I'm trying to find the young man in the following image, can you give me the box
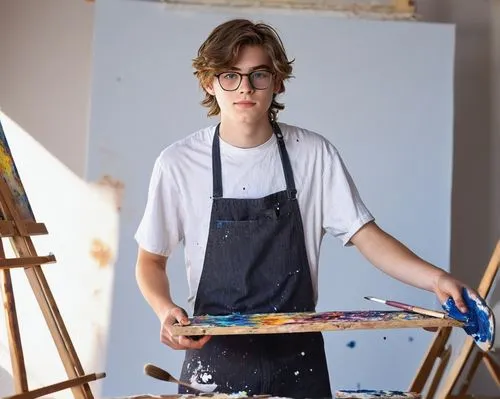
[135,19,469,398]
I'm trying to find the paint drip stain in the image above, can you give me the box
[89,238,113,268]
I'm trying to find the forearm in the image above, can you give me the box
[135,255,175,321]
[351,222,447,292]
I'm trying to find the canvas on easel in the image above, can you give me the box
[409,240,500,398]
[0,118,105,399]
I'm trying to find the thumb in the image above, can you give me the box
[435,290,450,307]
[171,307,190,325]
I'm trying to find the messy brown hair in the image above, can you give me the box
[193,19,294,121]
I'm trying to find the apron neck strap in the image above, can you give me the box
[272,122,297,200]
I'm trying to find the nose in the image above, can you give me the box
[239,75,254,93]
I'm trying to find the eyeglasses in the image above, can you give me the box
[215,70,274,91]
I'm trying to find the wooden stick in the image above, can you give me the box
[0,221,48,237]
[426,345,451,399]
[364,296,446,319]
[0,240,28,393]
[0,179,93,399]
[12,235,93,399]
[482,353,500,386]
[0,254,56,269]
[458,350,483,395]
[438,239,500,397]
[438,337,475,397]
[393,0,414,13]
[171,311,462,336]
[2,372,106,399]
[477,240,500,298]
[408,327,452,392]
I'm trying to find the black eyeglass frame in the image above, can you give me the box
[214,70,275,91]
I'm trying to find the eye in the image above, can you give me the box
[252,70,271,79]
[221,72,239,80]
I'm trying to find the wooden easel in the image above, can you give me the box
[409,240,500,398]
[0,124,105,398]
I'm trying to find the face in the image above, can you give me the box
[205,45,281,125]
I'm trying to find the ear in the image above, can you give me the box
[274,79,284,94]
[204,81,216,96]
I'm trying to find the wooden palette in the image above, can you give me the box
[170,310,463,336]
[114,395,271,399]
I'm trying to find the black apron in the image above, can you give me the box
[179,123,331,398]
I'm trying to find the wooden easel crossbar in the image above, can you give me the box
[409,240,500,398]
[0,121,105,399]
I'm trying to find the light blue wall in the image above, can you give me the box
[88,1,455,396]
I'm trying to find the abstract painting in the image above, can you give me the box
[0,119,34,221]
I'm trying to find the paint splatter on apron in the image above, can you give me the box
[180,123,331,398]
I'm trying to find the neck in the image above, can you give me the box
[219,117,274,148]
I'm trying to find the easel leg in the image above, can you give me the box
[426,346,451,399]
[482,353,500,387]
[409,327,452,392]
[457,350,483,395]
[1,238,28,393]
[11,235,93,399]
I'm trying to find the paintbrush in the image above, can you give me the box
[364,296,446,319]
[144,363,210,393]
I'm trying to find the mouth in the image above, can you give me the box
[234,101,255,108]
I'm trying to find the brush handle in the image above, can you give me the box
[386,300,445,319]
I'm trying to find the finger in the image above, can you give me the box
[451,291,468,313]
[171,308,190,325]
[178,335,211,349]
[160,329,182,348]
[160,334,183,350]
[188,335,211,349]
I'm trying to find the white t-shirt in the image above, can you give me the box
[135,122,374,310]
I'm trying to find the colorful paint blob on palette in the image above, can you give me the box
[190,310,433,327]
[0,121,34,221]
[336,390,420,398]
[442,287,495,351]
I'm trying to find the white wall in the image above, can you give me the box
[0,0,94,178]
[88,1,455,396]
[0,0,498,396]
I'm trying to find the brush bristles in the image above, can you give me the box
[144,363,172,382]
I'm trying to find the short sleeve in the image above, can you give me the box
[134,156,184,256]
[322,144,374,246]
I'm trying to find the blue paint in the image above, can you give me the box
[442,287,494,349]
[346,340,356,348]
[408,336,414,342]
[216,220,231,229]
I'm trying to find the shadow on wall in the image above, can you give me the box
[0,111,119,399]
[0,366,13,396]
